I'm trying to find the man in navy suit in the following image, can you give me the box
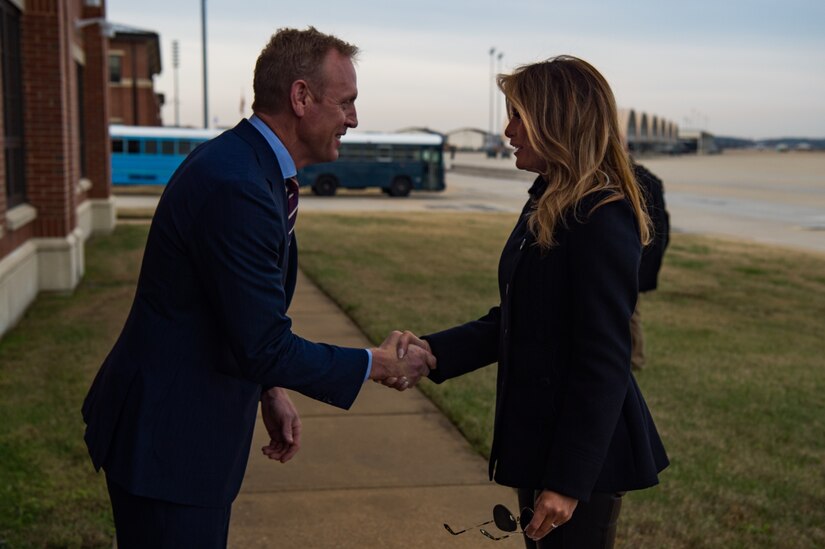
[82,27,434,548]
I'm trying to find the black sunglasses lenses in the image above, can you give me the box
[446,504,534,539]
[492,504,518,532]
[492,504,533,532]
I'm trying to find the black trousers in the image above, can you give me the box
[517,489,623,549]
[106,475,232,549]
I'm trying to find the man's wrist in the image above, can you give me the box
[364,349,373,382]
[367,347,389,380]
[261,386,284,401]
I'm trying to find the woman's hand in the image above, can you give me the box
[524,490,578,541]
[396,330,432,359]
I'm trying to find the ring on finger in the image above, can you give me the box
[550,523,558,529]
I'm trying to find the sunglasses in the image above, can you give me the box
[444,504,534,541]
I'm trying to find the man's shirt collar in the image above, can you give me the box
[248,114,297,180]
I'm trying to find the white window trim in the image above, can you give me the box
[77,177,93,194]
[6,203,38,232]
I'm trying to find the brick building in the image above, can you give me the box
[0,0,116,339]
[107,22,162,126]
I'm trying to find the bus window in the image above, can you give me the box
[161,141,175,155]
[377,145,392,162]
[112,139,124,153]
[127,140,140,154]
[179,140,193,155]
[341,145,365,160]
[338,146,354,160]
[396,147,418,161]
[144,140,158,154]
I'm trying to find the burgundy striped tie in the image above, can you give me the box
[286,176,299,237]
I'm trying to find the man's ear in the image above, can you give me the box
[290,80,311,117]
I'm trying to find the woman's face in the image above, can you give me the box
[504,108,547,174]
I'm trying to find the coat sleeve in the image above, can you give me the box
[635,163,669,291]
[188,177,368,409]
[542,201,640,500]
[424,306,501,383]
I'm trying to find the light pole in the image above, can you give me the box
[488,47,496,152]
[496,51,504,135]
[172,40,180,127]
[201,0,208,128]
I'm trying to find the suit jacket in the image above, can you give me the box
[82,119,368,507]
[634,162,669,292]
[426,178,668,501]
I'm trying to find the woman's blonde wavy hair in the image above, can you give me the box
[498,55,650,249]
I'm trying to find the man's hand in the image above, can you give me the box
[377,330,434,390]
[260,387,302,463]
[524,490,578,541]
[369,331,436,390]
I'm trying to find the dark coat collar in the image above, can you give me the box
[230,118,284,185]
[528,175,548,199]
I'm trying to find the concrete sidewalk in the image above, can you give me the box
[228,270,520,548]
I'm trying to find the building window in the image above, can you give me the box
[109,54,122,83]
[1,0,25,208]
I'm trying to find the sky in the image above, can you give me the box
[105,0,825,139]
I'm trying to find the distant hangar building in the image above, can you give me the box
[445,128,488,151]
[445,111,681,154]
[618,109,680,153]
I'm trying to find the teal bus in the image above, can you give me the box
[110,126,445,197]
[109,124,220,185]
[110,125,219,185]
[298,132,445,197]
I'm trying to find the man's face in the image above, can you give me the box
[299,49,358,165]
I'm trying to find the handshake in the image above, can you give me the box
[369,331,435,391]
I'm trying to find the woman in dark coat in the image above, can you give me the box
[394,56,668,548]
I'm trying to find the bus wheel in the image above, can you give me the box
[388,176,412,197]
[312,175,338,196]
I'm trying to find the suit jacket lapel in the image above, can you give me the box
[229,119,298,301]
[231,118,284,191]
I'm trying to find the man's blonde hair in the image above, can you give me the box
[252,26,359,114]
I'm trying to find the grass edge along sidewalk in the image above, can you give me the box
[2,216,824,548]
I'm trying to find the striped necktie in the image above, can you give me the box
[286,176,299,237]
